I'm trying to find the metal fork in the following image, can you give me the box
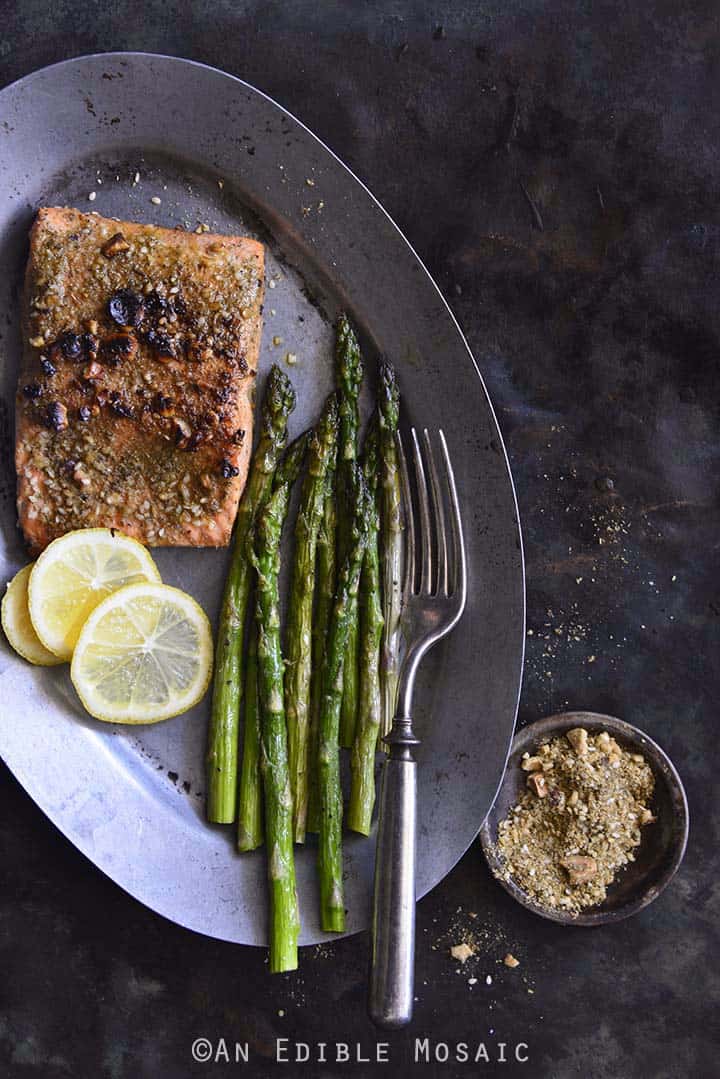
[369,428,467,1029]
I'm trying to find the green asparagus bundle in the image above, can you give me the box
[318,464,373,932]
[237,618,263,850]
[305,466,337,834]
[348,418,384,834]
[335,315,364,748]
[207,366,296,824]
[286,394,339,844]
[378,360,403,739]
[253,432,308,973]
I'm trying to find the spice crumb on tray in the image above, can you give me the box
[494,728,656,913]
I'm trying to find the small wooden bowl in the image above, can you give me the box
[480,711,689,925]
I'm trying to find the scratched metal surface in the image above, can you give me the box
[1,5,718,1078]
[0,55,524,947]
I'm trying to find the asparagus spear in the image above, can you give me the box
[236,619,262,851]
[253,433,308,973]
[306,465,337,834]
[348,418,384,834]
[286,394,339,843]
[378,360,403,739]
[318,464,372,932]
[336,315,364,748]
[207,366,296,824]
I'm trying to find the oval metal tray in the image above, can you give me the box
[0,53,525,945]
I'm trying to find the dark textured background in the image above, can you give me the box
[1,3,718,1077]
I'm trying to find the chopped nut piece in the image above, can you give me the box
[172,417,193,447]
[527,772,548,798]
[597,731,611,751]
[450,943,474,963]
[521,755,544,772]
[503,954,520,969]
[29,336,46,349]
[82,361,104,381]
[101,232,131,258]
[568,790,579,806]
[72,465,91,488]
[639,808,656,825]
[84,319,99,335]
[561,855,598,885]
[566,727,589,755]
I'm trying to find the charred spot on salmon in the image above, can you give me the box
[50,331,97,366]
[145,329,177,360]
[40,355,57,377]
[46,401,68,430]
[23,382,43,400]
[78,405,92,422]
[56,331,83,360]
[108,288,145,328]
[101,232,130,258]
[186,430,205,451]
[108,391,134,419]
[151,392,174,415]
[81,332,99,357]
[101,332,138,365]
[220,459,240,478]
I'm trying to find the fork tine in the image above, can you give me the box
[438,430,467,600]
[422,429,448,594]
[411,428,433,594]
[396,432,415,596]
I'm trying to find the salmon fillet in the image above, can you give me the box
[16,207,264,553]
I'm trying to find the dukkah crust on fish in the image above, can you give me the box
[16,207,264,553]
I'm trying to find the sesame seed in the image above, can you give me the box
[151,196,162,205]
[272,336,283,346]
[88,192,97,202]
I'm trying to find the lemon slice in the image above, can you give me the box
[28,528,161,660]
[2,563,64,666]
[70,581,213,724]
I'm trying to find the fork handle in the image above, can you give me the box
[369,719,419,1029]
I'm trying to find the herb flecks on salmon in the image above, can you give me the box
[16,207,265,552]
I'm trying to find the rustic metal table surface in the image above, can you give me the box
[1,3,717,1078]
